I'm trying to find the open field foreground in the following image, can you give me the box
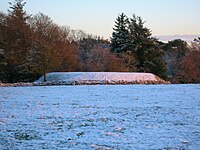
[0,84,200,149]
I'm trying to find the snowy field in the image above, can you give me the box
[0,84,200,149]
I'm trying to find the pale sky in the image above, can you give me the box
[0,0,200,39]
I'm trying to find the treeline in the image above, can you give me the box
[161,38,200,83]
[0,0,199,83]
[110,13,200,83]
[0,0,126,83]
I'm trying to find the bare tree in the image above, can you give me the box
[87,46,127,72]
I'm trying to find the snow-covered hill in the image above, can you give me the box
[34,72,169,85]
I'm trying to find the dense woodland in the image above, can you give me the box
[0,0,200,83]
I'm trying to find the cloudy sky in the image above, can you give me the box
[0,0,200,40]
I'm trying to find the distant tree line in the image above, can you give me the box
[0,0,199,83]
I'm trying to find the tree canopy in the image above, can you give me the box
[110,13,167,78]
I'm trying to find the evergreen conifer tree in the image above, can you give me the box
[111,13,167,78]
[2,0,33,82]
[128,14,166,78]
[110,13,129,53]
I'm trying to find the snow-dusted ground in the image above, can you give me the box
[34,72,169,85]
[0,84,200,149]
